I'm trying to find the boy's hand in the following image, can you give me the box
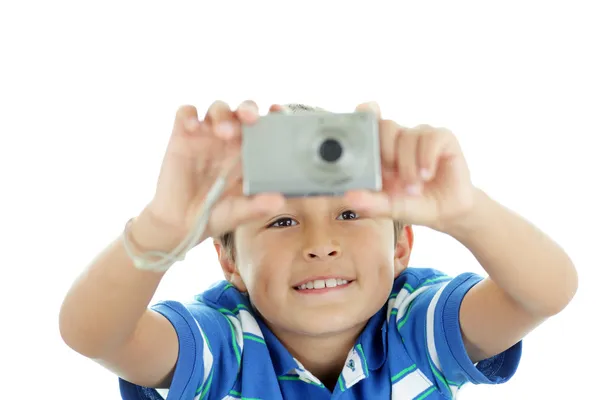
[345,102,477,232]
[144,101,285,243]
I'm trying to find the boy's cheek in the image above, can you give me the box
[238,253,294,294]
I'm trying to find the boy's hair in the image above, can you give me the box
[218,103,404,260]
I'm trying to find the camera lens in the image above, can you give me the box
[319,138,343,163]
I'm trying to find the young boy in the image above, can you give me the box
[59,101,578,399]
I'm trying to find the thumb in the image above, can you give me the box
[344,190,434,225]
[355,101,381,117]
[208,193,286,237]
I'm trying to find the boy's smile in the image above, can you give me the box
[293,277,353,291]
[293,277,355,304]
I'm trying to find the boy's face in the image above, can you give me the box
[216,196,411,337]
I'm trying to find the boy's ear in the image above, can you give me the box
[213,239,248,292]
[394,225,414,277]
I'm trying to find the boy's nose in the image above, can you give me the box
[303,243,342,261]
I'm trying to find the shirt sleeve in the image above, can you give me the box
[119,300,238,400]
[396,272,522,394]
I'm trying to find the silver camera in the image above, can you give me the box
[241,111,382,197]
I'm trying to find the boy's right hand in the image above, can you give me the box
[60,102,288,391]
[143,100,285,243]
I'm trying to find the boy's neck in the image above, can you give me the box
[271,321,367,391]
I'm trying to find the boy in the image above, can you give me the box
[59,101,578,399]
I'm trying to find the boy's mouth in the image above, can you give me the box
[294,278,354,291]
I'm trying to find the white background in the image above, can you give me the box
[1,1,598,398]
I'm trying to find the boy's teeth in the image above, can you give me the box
[297,278,349,290]
[325,278,337,288]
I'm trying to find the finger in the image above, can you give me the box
[415,125,438,181]
[167,106,215,163]
[235,100,260,124]
[216,160,245,198]
[220,173,244,197]
[206,100,239,140]
[202,134,242,190]
[269,104,285,113]
[174,105,202,134]
[396,128,421,194]
[355,101,381,118]
[344,189,434,223]
[382,167,404,195]
[209,193,286,236]
[344,190,393,218]
[416,126,454,181]
[380,119,400,170]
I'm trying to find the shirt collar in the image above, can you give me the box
[356,305,388,371]
[255,316,300,376]
[257,305,388,377]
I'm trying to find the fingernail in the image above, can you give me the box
[269,104,284,113]
[405,184,422,196]
[366,101,380,114]
[216,121,235,138]
[239,102,257,115]
[420,168,433,181]
[185,118,200,131]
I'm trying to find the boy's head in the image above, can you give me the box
[214,104,414,338]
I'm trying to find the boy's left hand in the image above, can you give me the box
[345,101,477,232]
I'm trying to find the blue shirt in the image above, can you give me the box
[119,268,522,399]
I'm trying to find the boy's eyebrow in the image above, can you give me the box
[259,197,356,220]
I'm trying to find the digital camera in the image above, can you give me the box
[241,111,382,197]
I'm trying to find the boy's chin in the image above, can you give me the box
[283,310,370,337]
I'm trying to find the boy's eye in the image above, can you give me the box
[268,217,298,228]
[337,210,359,220]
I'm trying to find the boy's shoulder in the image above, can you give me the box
[190,281,252,318]
[150,280,247,332]
[121,282,263,399]
[393,266,459,292]
[397,266,451,281]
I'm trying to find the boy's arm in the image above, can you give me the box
[446,189,578,362]
[59,208,185,388]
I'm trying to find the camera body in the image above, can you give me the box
[241,111,382,197]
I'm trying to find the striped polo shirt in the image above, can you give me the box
[119,267,522,399]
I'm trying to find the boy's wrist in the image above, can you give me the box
[438,188,494,239]
[128,207,189,254]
